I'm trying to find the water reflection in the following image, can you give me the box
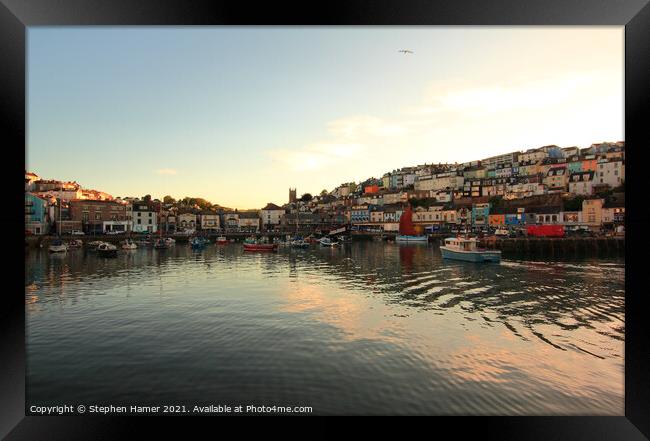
[25,242,624,415]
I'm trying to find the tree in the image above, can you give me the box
[143,194,152,203]
[563,196,584,212]
[163,195,176,204]
[300,193,313,202]
[320,189,328,197]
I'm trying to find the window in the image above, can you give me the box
[137,219,141,224]
[148,219,152,224]
[138,212,141,217]
[95,212,101,220]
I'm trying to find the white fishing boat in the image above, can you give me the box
[395,234,428,242]
[290,238,310,248]
[121,239,137,250]
[319,237,339,247]
[97,242,118,257]
[48,239,67,253]
[440,237,501,263]
[67,239,83,249]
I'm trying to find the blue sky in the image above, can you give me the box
[28,27,623,208]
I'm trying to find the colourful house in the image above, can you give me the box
[488,214,505,226]
[25,192,49,235]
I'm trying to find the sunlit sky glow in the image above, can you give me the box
[27,27,623,209]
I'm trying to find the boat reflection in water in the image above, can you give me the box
[25,242,623,415]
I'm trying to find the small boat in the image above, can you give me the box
[48,239,67,253]
[243,237,278,251]
[243,242,278,251]
[290,237,310,248]
[87,240,104,251]
[67,239,83,249]
[97,242,118,257]
[190,236,208,249]
[216,236,228,245]
[164,237,176,246]
[319,237,339,247]
[121,239,137,250]
[396,205,428,243]
[395,235,428,243]
[154,238,170,249]
[440,237,501,263]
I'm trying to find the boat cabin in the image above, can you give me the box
[444,237,478,251]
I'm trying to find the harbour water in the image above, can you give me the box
[25,242,624,415]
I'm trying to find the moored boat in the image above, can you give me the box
[121,239,137,250]
[319,237,339,247]
[216,236,228,245]
[396,205,428,242]
[190,236,208,249]
[67,239,83,249]
[440,237,501,263]
[243,237,278,251]
[164,237,176,246]
[290,237,310,248]
[48,239,67,253]
[395,235,428,243]
[97,242,118,257]
[154,238,170,249]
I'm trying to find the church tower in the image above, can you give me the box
[289,188,297,203]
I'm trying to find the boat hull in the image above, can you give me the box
[243,243,278,252]
[48,245,67,253]
[395,235,428,243]
[440,246,501,263]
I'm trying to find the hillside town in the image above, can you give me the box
[25,141,625,237]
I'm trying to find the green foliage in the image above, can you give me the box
[300,193,313,202]
[563,196,584,212]
[163,195,175,204]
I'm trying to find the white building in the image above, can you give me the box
[132,204,158,233]
[568,171,595,196]
[199,212,220,231]
[594,160,624,188]
[260,203,285,228]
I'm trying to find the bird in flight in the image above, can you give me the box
[398,49,414,54]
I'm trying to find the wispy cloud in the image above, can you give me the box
[156,168,178,175]
[267,68,621,176]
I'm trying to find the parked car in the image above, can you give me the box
[106,230,122,235]
[70,230,85,236]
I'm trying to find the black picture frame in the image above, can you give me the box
[3,0,648,438]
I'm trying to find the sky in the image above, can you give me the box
[27,27,624,209]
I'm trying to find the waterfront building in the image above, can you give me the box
[238,212,260,232]
[70,199,130,234]
[130,203,158,233]
[177,212,197,231]
[532,206,562,224]
[488,210,506,226]
[560,210,583,226]
[582,198,605,228]
[199,211,220,232]
[222,212,240,231]
[351,205,370,224]
[25,192,49,235]
[260,203,286,230]
[370,206,384,223]
[471,203,490,227]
